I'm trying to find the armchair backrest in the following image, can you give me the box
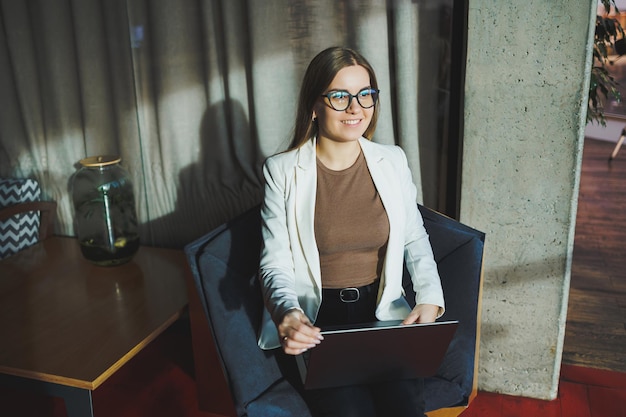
[185,207,311,417]
[416,205,485,413]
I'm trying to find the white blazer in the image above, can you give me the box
[257,137,445,350]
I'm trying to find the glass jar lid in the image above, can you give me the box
[79,155,122,167]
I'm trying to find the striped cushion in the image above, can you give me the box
[0,179,41,259]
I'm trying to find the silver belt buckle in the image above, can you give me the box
[339,287,360,303]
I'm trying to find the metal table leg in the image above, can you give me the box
[0,373,94,417]
[59,385,94,417]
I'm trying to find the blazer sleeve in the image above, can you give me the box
[395,146,446,315]
[258,157,303,326]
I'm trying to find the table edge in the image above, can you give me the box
[0,309,184,390]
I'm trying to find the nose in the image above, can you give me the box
[346,96,362,113]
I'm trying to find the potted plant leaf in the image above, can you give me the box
[589,0,626,126]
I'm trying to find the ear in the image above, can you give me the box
[312,111,317,121]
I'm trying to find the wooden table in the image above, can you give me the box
[0,236,188,416]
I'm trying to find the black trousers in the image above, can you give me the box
[278,280,426,417]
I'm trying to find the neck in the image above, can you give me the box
[316,137,361,170]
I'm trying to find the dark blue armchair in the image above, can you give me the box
[184,204,484,417]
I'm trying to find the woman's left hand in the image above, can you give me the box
[402,304,440,325]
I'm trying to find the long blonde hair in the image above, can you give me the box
[289,47,380,150]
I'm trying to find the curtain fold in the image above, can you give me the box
[0,0,453,248]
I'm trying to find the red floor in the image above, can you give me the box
[461,365,626,417]
[1,319,625,417]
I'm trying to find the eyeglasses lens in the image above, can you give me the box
[328,89,378,111]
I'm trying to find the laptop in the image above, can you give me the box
[295,320,459,390]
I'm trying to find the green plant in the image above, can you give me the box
[589,0,625,126]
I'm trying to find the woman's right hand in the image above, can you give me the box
[278,309,324,355]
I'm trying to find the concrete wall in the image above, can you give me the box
[461,1,595,399]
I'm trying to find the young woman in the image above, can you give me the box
[257,46,445,417]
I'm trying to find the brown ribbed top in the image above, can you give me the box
[314,150,389,289]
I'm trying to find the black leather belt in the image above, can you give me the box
[323,280,379,303]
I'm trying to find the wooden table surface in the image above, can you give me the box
[0,236,188,390]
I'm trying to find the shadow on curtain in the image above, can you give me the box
[0,0,458,248]
[140,98,263,248]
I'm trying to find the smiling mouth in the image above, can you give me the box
[342,119,361,125]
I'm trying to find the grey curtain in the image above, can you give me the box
[0,0,451,248]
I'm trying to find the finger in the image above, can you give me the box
[279,317,323,348]
[296,321,324,340]
[415,305,438,323]
[416,312,437,324]
[285,322,323,348]
[402,313,418,325]
[402,308,422,324]
[280,326,319,342]
[282,335,318,355]
[283,345,311,355]
[288,314,323,341]
[295,314,322,332]
[290,329,322,347]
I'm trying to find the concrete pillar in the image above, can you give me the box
[461,0,595,399]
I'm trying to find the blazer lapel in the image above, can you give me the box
[294,140,322,289]
[360,138,402,290]
[360,138,400,229]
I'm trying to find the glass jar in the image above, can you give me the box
[71,155,139,266]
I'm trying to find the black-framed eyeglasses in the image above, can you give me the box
[321,88,379,111]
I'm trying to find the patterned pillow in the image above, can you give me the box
[0,179,41,259]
